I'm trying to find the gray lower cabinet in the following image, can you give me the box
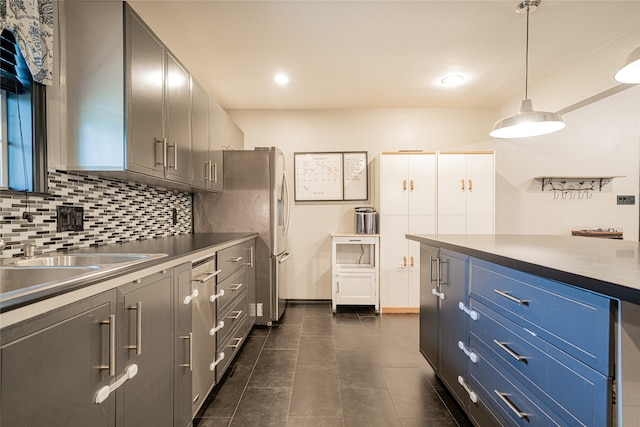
[174,263,194,427]
[1,291,116,427]
[419,243,440,369]
[0,264,192,427]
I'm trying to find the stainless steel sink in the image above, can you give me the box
[1,253,168,306]
[1,266,100,294]
[10,253,157,267]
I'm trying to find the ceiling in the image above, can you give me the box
[128,1,640,110]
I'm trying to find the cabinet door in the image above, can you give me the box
[465,154,494,234]
[408,215,436,307]
[120,271,173,427]
[126,10,165,178]
[1,292,115,427]
[380,154,409,215]
[419,244,440,370]
[191,78,210,189]
[438,250,470,409]
[208,100,225,191]
[165,52,192,184]
[174,263,193,427]
[408,154,436,216]
[245,240,257,329]
[335,272,377,306]
[380,214,409,307]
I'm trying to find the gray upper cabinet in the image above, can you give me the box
[63,2,215,191]
[192,80,224,192]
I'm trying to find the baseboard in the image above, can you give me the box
[382,307,419,314]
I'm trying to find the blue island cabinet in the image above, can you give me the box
[419,244,615,426]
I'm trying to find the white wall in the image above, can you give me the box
[229,86,640,300]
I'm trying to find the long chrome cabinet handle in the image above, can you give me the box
[432,288,445,300]
[179,332,193,371]
[167,142,178,170]
[494,390,529,421]
[457,376,478,403]
[203,161,210,181]
[494,289,529,306]
[94,364,138,404]
[155,138,166,167]
[458,302,479,320]
[209,352,225,371]
[99,314,116,376]
[127,301,142,355]
[429,256,438,283]
[193,269,221,284]
[458,341,478,363]
[244,246,254,267]
[493,340,528,363]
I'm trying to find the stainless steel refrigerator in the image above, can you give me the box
[194,147,291,325]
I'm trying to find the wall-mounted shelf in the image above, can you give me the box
[534,176,625,199]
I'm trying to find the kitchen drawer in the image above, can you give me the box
[216,293,248,346]
[216,267,248,315]
[217,243,248,282]
[469,258,613,375]
[215,315,248,383]
[470,347,565,426]
[470,298,611,426]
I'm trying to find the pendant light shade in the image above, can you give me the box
[614,47,640,84]
[490,0,565,139]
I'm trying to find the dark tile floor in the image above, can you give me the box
[194,303,473,427]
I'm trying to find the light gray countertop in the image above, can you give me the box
[406,234,640,304]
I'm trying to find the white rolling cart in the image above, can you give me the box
[331,234,380,314]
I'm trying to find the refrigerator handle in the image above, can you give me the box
[283,170,291,236]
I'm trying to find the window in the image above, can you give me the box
[0,28,47,193]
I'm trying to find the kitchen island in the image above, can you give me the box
[407,233,640,426]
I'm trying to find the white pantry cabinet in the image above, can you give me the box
[378,152,437,309]
[437,152,495,234]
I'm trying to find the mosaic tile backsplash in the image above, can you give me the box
[0,170,192,259]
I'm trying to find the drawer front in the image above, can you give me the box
[217,244,248,282]
[469,348,564,426]
[217,294,248,346]
[216,267,248,315]
[215,316,248,382]
[471,299,610,426]
[470,258,612,375]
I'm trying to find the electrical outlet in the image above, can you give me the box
[57,206,84,231]
[617,195,635,205]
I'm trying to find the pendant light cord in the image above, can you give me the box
[524,4,530,100]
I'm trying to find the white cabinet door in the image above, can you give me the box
[408,154,437,216]
[437,152,494,234]
[408,214,436,306]
[380,154,409,215]
[380,214,410,307]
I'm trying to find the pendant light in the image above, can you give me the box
[490,0,565,139]
[614,47,640,84]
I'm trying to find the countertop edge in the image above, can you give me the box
[407,234,640,304]
[1,233,258,326]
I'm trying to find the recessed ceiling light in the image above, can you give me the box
[274,73,289,85]
[440,74,464,86]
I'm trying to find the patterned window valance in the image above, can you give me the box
[1,0,54,85]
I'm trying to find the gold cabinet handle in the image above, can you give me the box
[461,179,465,190]
[403,256,407,267]
[410,179,414,191]
[468,179,473,191]
[410,256,415,267]
[403,179,407,191]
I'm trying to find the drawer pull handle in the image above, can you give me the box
[228,310,243,320]
[127,302,142,355]
[432,288,445,300]
[494,390,529,421]
[458,341,478,363]
[210,289,225,302]
[494,290,529,306]
[209,352,225,371]
[457,376,478,404]
[230,283,244,291]
[429,256,439,283]
[209,321,225,336]
[493,340,528,363]
[458,302,479,320]
[179,332,193,371]
[183,289,199,305]
[194,270,222,283]
[228,337,243,349]
[230,256,243,263]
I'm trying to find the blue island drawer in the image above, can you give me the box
[470,298,611,426]
[469,258,613,375]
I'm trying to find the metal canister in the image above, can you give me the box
[355,207,377,234]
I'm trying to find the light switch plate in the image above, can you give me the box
[617,195,635,205]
